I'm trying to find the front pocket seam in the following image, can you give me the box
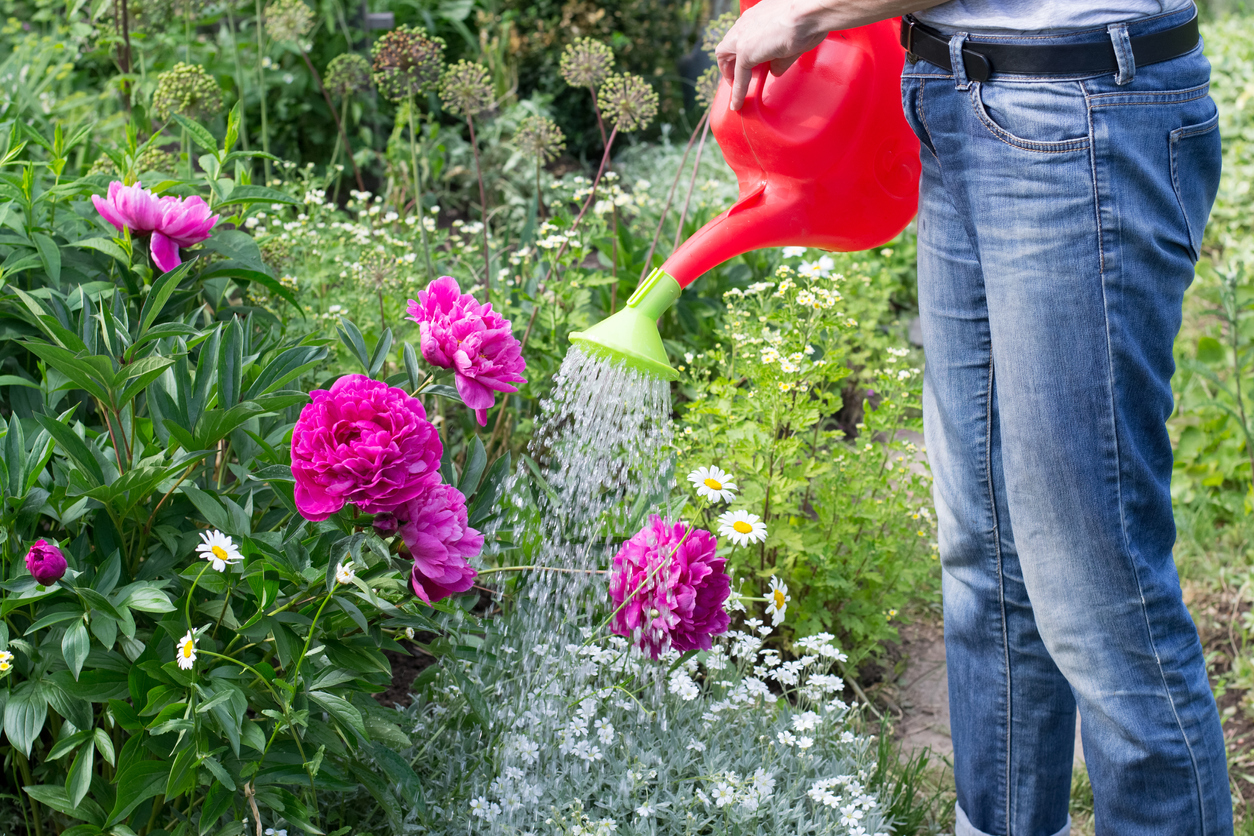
[1169,113,1220,261]
[968,82,1090,153]
[1087,82,1210,105]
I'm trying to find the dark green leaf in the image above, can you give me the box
[3,680,48,756]
[368,328,393,378]
[62,620,90,680]
[458,436,487,496]
[172,115,217,153]
[308,690,366,737]
[137,261,192,338]
[66,740,94,807]
[219,316,243,410]
[215,184,300,207]
[32,232,61,283]
[107,760,170,824]
[404,342,422,390]
[34,411,105,486]
[70,237,129,265]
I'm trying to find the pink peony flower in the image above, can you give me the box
[291,374,443,521]
[92,181,165,236]
[151,195,218,273]
[608,515,731,659]
[25,539,66,586]
[405,276,527,426]
[92,181,219,274]
[375,483,483,603]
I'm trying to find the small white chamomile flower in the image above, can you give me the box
[196,530,243,571]
[767,575,790,625]
[718,510,768,547]
[688,465,737,503]
[176,631,197,670]
[335,561,356,585]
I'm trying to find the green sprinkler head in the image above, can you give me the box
[569,267,682,381]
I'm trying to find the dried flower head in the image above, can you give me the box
[89,145,179,177]
[325,53,372,97]
[152,62,223,122]
[515,114,566,163]
[260,236,296,273]
[559,37,614,89]
[352,249,399,291]
[696,65,721,109]
[438,60,494,119]
[264,0,314,45]
[599,73,658,133]
[702,12,738,58]
[371,25,446,103]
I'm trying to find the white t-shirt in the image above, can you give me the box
[915,0,1195,33]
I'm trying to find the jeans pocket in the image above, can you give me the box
[969,80,1090,153]
[1170,111,1221,262]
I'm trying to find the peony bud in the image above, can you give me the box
[25,539,67,586]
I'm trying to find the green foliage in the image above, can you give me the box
[0,117,511,834]
[676,261,935,672]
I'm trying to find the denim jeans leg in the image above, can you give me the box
[909,91,1077,836]
[903,35,1231,835]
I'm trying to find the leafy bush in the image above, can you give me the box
[0,112,511,834]
[676,258,935,673]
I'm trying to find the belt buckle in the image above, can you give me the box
[902,16,918,62]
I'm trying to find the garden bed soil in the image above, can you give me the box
[376,643,437,708]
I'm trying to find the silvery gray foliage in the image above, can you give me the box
[399,622,893,836]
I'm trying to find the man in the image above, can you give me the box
[718,2,1229,835]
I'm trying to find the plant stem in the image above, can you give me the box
[185,562,211,631]
[254,0,271,183]
[225,4,250,151]
[535,160,546,219]
[466,114,492,304]
[302,50,364,191]
[610,206,619,313]
[672,112,712,254]
[408,96,434,282]
[588,85,607,147]
[15,754,42,836]
[641,108,708,282]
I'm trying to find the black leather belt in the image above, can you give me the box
[901,14,1201,82]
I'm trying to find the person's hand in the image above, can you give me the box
[715,0,829,111]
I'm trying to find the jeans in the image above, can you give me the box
[900,7,1230,836]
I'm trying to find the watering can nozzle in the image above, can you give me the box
[569,267,682,381]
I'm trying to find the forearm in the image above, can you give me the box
[794,0,947,34]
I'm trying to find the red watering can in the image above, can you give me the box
[571,6,921,380]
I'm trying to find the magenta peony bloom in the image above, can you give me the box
[405,276,527,426]
[375,483,483,603]
[291,374,443,521]
[25,539,67,586]
[608,515,731,659]
[92,181,165,236]
[92,181,219,274]
[151,195,218,273]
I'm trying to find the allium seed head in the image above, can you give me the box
[559,38,614,89]
[264,0,315,45]
[599,73,658,133]
[696,65,721,109]
[371,25,446,103]
[325,53,372,97]
[702,12,739,59]
[438,60,494,119]
[152,62,223,122]
[515,114,566,163]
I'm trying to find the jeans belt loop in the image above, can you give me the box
[949,32,972,89]
[1109,22,1136,85]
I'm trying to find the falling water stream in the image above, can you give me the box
[465,346,677,828]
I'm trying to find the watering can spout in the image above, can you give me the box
[569,14,921,380]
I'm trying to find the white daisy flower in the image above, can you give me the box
[712,783,735,807]
[782,246,807,258]
[767,576,790,625]
[718,510,768,547]
[635,803,655,818]
[196,530,243,572]
[176,631,197,670]
[335,561,355,585]
[688,465,737,503]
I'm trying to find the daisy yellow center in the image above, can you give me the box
[733,520,753,534]
[211,546,228,560]
[773,590,786,608]
[704,477,723,491]
[181,641,194,658]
